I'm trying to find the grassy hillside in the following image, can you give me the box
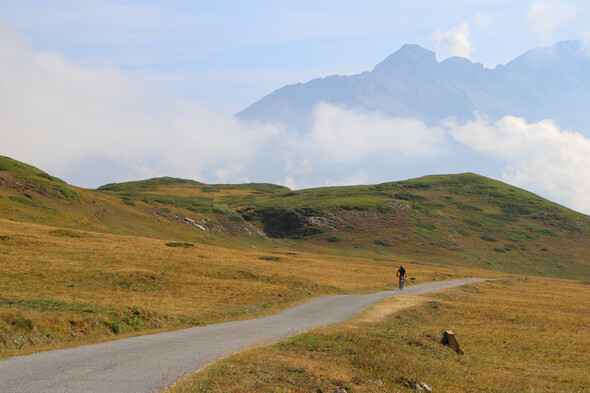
[97,171,590,280]
[0,157,590,392]
[2,156,590,279]
[1,155,589,383]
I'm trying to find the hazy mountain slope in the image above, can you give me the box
[237,41,590,134]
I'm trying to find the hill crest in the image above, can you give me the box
[1,156,589,279]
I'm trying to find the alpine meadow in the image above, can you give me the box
[2,3,590,392]
[1,155,589,392]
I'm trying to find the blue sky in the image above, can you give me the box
[2,1,590,213]
[2,1,589,113]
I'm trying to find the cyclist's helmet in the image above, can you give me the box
[400,265,404,268]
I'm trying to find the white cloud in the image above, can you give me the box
[1,23,452,193]
[430,23,473,60]
[322,171,372,187]
[3,22,590,215]
[282,176,303,190]
[446,115,590,213]
[526,0,575,40]
[0,24,279,187]
[283,156,313,176]
[307,103,448,162]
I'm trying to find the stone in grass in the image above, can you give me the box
[369,379,384,387]
[441,330,464,355]
[406,379,433,392]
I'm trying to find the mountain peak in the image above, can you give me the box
[237,40,590,136]
[506,40,586,69]
[372,44,437,74]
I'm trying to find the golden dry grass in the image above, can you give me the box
[167,277,589,393]
[352,295,432,324]
[140,186,255,201]
[0,217,489,358]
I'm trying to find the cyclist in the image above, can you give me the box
[396,265,407,291]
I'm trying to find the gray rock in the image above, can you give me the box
[369,379,383,387]
[442,330,464,354]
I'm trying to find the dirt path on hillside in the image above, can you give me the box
[0,278,488,393]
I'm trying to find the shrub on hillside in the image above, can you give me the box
[36,172,53,181]
[49,229,86,238]
[480,234,497,242]
[456,228,471,236]
[0,160,12,171]
[259,256,282,261]
[453,201,482,212]
[417,220,436,230]
[122,197,136,206]
[165,242,194,248]
[9,195,39,208]
[395,191,427,201]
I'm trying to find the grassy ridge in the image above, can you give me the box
[2,156,590,280]
[232,173,590,279]
[0,156,81,204]
[2,155,590,392]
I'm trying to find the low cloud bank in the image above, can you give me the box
[0,24,279,186]
[2,24,590,214]
[309,103,447,162]
[447,115,590,213]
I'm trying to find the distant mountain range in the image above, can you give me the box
[237,41,590,135]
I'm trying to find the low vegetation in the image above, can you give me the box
[168,278,590,393]
[165,242,194,248]
[1,155,590,392]
[0,156,81,204]
[2,156,589,279]
[0,217,483,358]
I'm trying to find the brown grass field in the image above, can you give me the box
[167,277,590,393]
[0,217,492,359]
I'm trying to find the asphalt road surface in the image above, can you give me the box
[0,278,488,393]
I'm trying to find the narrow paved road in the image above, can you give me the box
[0,278,488,393]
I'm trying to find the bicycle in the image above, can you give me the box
[399,276,406,291]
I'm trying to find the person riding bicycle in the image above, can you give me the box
[396,265,407,290]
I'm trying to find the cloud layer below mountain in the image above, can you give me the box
[447,115,590,212]
[2,24,590,214]
[0,24,279,186]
